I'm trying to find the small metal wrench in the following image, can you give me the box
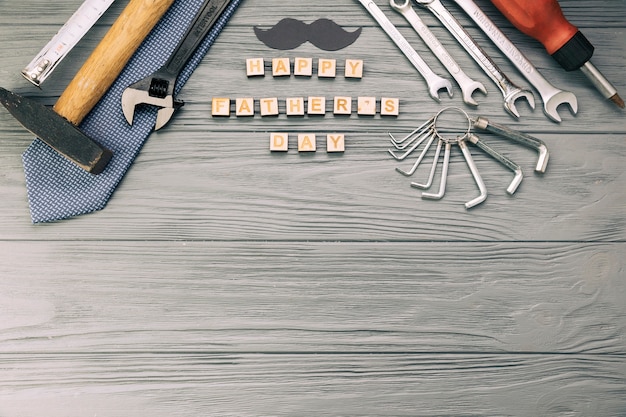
[451,0,577,122]
[389,0,486,106]
[122,0,232,130]
[412,0,534,118]
[357,0,453,101]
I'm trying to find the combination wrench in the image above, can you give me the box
[357,0,453,102]
[450,0,577,122]
[412,0,534,118]
[389,0,486,106]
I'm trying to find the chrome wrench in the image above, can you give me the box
[412,0,534,118]
[451,0,577,122]
[389,0,486,106]
[357,0,453,101]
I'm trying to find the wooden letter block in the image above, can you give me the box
[260,97,279,116]
[333,97,352,115]
[235,97,255,117]
[381,97,400,116]
[211,98,230,117]
[286,97,305,116]
[318,58,336,78]
[246,58,265,77]
[357,96,377,115]
[272,58,291,77]
[307,97,326,115]
[270,133,289,151]
[327,134,345,153]
[298,133,317,152]
[294,57,313,76]
[345,59,364,78]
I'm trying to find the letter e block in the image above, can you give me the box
[270,133,289,152]
[211,98,231,117]
[327,134,345,153]
[260,97,279,116]
[294,57,313,76]
[246,58,265,77]
[345,59,364,78]
[286,97,305,116]
[333,97,352,115]
[272,58,291,77]
[235,98,255,117]
[357,97,377,115]
[381,97,400,116]
[298,134,317,152]
[318,58,337,78]
[307,97,326,115]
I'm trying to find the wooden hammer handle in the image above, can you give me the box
[54,0,175,124]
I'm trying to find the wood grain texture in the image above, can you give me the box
[0,0,624,416]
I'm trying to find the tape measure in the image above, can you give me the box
[21,0,116,87]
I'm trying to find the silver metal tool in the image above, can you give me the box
[472,116,549,173]
[412,0,534,118]
[356,0,453,102]
[450,0,577,123]
[388,107,548,208]
[389,0,486,106]
[122,0,232,130]
[22,0,116,87]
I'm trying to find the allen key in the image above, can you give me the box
[388,107,550,208]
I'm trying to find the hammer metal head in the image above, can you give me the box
[0,87,113,174]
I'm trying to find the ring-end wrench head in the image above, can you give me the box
[543,90,578,123]
[503,88,535,119]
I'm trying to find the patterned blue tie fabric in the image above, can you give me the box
[22,0,243,223]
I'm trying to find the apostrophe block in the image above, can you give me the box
[211,98,231,116]
[246,58,265,77]
[318,58,336,78]
[345,59,364,78]
[286,97,305,116]
[380,97,400,116]
[235,97,255,116]
[357,96,377,115]
[272,58,291,77]
[294,57,313,76]
[333,97,352,115]
[298,133,317,152]
[260,97,279,116]
[270,133,289,151]
[327,134,345,152]
[307,97,326,115]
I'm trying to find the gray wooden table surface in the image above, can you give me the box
[1,0,625,415]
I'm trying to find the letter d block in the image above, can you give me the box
[270,133,289,152]
[298,134,317,152]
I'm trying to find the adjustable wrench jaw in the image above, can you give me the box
[121,72,184,131]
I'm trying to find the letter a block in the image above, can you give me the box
[270,133,289,151]
[272,58,291,77]
[235,98,255,116]
[298,134,317,152]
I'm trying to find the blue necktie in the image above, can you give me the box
[22,0,243,223]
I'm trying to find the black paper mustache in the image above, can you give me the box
[254,18,362,51]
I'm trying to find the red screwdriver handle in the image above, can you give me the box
[489,0,593,71]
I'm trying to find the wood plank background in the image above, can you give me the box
[0,0,625,415]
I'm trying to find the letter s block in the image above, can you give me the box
[380,97,400,116]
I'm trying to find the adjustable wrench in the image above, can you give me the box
[389,0,486,106]
[451,0,577,122]
[412,0,534,118]
[122,0,232,130]
[357,0,453,102]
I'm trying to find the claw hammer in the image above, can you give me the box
[0,0,175,174]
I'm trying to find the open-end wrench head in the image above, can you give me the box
[503,88,535,119]
[430,78,454,102]
[542,90,578,123]
[461,80,487,107]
